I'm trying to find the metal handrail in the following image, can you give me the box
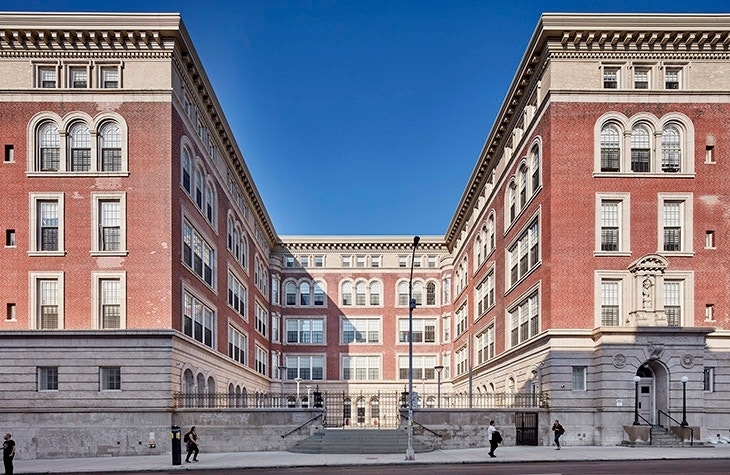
[657,410,694,446]
[400,412,442,438]
[280,413,323,439]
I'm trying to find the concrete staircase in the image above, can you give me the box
[650,425,691,447]
[289,428,434,454]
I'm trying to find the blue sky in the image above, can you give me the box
[5,1,729,235]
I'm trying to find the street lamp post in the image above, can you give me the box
[681,376,689,427]
[434,365,444,408]
[633,375,641,425]
[406,235,420,461]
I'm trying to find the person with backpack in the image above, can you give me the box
[552,419,565,450]
[183,426,199,462]
[487,420,501,458]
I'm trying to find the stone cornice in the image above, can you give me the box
[444,13,730,249]
[275,236,447,253]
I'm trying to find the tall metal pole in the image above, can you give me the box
[681,376,688,426]
[435,365,444,408]
[633,375,641,425]
[405,235,420,461]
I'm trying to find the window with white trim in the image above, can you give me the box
[33,275,63,329]
[397,281,409,306]
[476,270,495,316]
[255,346,267,376]
[68,122,91,171]
[508,220,539,288]
[183,291,215,348]
[228,271,247,319]
[92,194,126,254]
[37,65,57,88]
[442,315,451,342]
[38,367,58,391]
[600,124,621,172]
[572,366,587,391]
[286,318,324,344]
[601,279,620,326]
[342,355,380,380]
[182,219,215,287]
[508,290,539,348]
[631,124,651,172]
[99,66,120,88]
[663,280,682,327]
[254,302,268,337]
[633,67,650,89]
[665,67,682,89]
[271,277,280,306]
[398,355,436,380]
[30,194,64,253]
[455,346,468,376]
[398,318,436,343]
[92,272,125,329]
[603,66,619,88]
[286,355,324,380]
[455,303,468,336]
[596,194,630,254]
[342,317,380,344]
[659,194,693,254]
[271,314,280,343]
[442,277,451,304]
[661,125,682,172]
[228,325,247,365]
[98,121,122,171]
[476,325,495,365]
[68,66,88,88]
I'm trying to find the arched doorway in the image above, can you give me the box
[635,360,669,425]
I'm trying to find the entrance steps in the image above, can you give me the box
[289,428,434,454]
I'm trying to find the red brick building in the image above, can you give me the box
[1,12,730,454]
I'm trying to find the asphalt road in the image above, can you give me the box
[57,458,730,475]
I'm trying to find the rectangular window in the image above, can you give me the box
[355,255,366,267]
[509,290,540,347]
[228,325,247,365]
[370,256,381,268]
[38,200,59,251]
[704,367,714,392]
[286,355,324,380]
[99,278,122,329]
[398,318,436,343]
[100,367,121,391]
[37,66,57,88]
[600,200,620,251]
[455,347,468,376]
[455,303,468,336]
[442,315,450,342]
[663,201,682,252]
[69,66,88,88]
[183,291,215,348]
[100,66,119,88]
[285,256,295,268]
[99,199,121,251]
[442,277,451,304]
[38,367,58,391]
[476,270,495,315]
[341,256,351,267]
[705,304,715,322]
[476,325,495,365]
[38,278,60,329]
[508,220,539,287]
[6,303,16,321]
[5,229,15,247]
[299,256,309,267]
[659,194,692,254]
[705,231,715,249]
[664,281,682,327]
[341,318,380,344]
[255,346,267,376]
[601,280,620,326]
[4,144,13,162]
[182,220,215,287]
[665,68,681,89]
[572,366,587,391]
[603,67,619,88]
[286,318,324,344]
[398,355,436,380]
[314,256,324,267]
[634,68,649,89]
[227,271,247,319]
[255,303,268,337]
[342,355,380,380]
[398,256,407,268]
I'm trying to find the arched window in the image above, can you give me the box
[38,122,61,171]
[487,214,495,252]
[426,282,436,306]
[194,166,204,208]
[661,124,681,172]
[397,282,409,306]
[508,181,517,222]
[413,282,423,306]
[475,235,482,265]
[300,281,311,306]
[355,281,366,305]
[285,282,296,306]
[204,182,215,224]
[631,125,651,172]
[530,146,540,193]
[181,147,192,193]
[314,281,325,306]
[519,165,528,209]
[98,121,122,172]
[600,124,620,172]
[68,122,91,171]
[369,281,381,306]
[341,281,352,306]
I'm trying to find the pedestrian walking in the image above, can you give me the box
[487,420,501,458]
[3,433,15,475]
[183,426,199,462]
[552,419,565,450]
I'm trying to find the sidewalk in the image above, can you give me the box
[14,444,730,474]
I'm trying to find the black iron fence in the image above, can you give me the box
[173,390,549,429]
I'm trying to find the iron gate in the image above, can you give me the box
[321,391,402,429]
[515,411,538,445]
